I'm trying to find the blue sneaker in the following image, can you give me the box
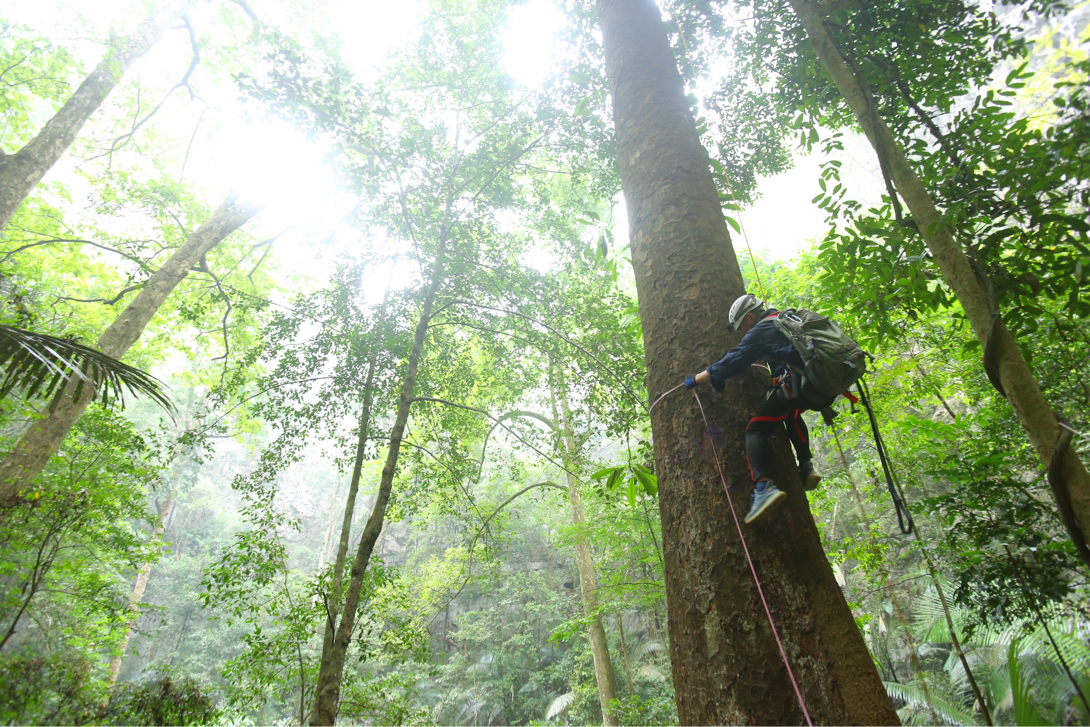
[744,482,787,524]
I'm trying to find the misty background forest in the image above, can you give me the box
[0,0,1088,724]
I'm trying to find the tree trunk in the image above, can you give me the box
[554,383,619,725]
[0,193,263,504]
[788,0,1090,567]
[309,245,446,726]
[310,354,377,715]
[596,0,899,723]
[0,0,197,231]
[107,490,175,685]
[615,612,634,691]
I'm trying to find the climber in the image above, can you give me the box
[683,294,835,525]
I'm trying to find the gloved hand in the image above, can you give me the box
[684,376,697,389]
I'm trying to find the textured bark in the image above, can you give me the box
[597,0,899,723]
[789,0,1090,566]
[0,194,263,504]
[309,246,446,726]
[555,384,618,725]
[108,490,174,685]
[0,0,196,231]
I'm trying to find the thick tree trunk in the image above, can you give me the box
[0,193,263,504]
[554,384,618,725]
[596,0,899,723]
[108,490,175,684]
[0,0,196,231]
[309,246,446,726]
[789,0,1090,566]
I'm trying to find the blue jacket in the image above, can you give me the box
[706,309,803,392]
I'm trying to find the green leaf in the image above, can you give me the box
[633,468,658,497]
[606,468,623,491]
[724,215,741,234]
[1034,213,1089,233]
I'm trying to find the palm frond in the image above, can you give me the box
[633,639,664,660]
[0,325,173,413]
[884,681,978,726]
[545,692,575,721]
[1009,641,1049,726]
[637,664,667,682]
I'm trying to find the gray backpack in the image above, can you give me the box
[773,309,867,400]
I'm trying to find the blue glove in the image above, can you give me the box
[684,376,697,389]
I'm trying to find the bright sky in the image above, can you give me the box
[11,0,883,288]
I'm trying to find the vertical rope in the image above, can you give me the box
[692,389,813,726]
[830,426,942,725]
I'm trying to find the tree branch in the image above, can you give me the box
[411,396,579,481]
[0,237,155,267]
[425,480,566,627]
[56,284,144,306]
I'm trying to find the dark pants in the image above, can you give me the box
[745,388,818,482]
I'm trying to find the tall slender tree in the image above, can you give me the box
[0,0,197,231]
[595,0,898,722]
[784,0,1090,566]
[0,193,263,505]
[551,379,619,725]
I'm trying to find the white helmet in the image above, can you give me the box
[727,294,765,331]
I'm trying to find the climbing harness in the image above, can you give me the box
[692,388,813,727]
[855,378,914,535]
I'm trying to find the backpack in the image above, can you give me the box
[773,309,867,400]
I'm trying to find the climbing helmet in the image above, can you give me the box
[727,294,765,331]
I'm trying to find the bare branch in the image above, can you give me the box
[425,480,566,627]
[443,300,648,411]
[411,396,579,482]
[82,16,202,165]
[56,284,143,306]
[178,105,207,185]
[0,237,154,266]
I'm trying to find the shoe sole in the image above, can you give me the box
[803,472,822,491]
[744,489,787,525]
